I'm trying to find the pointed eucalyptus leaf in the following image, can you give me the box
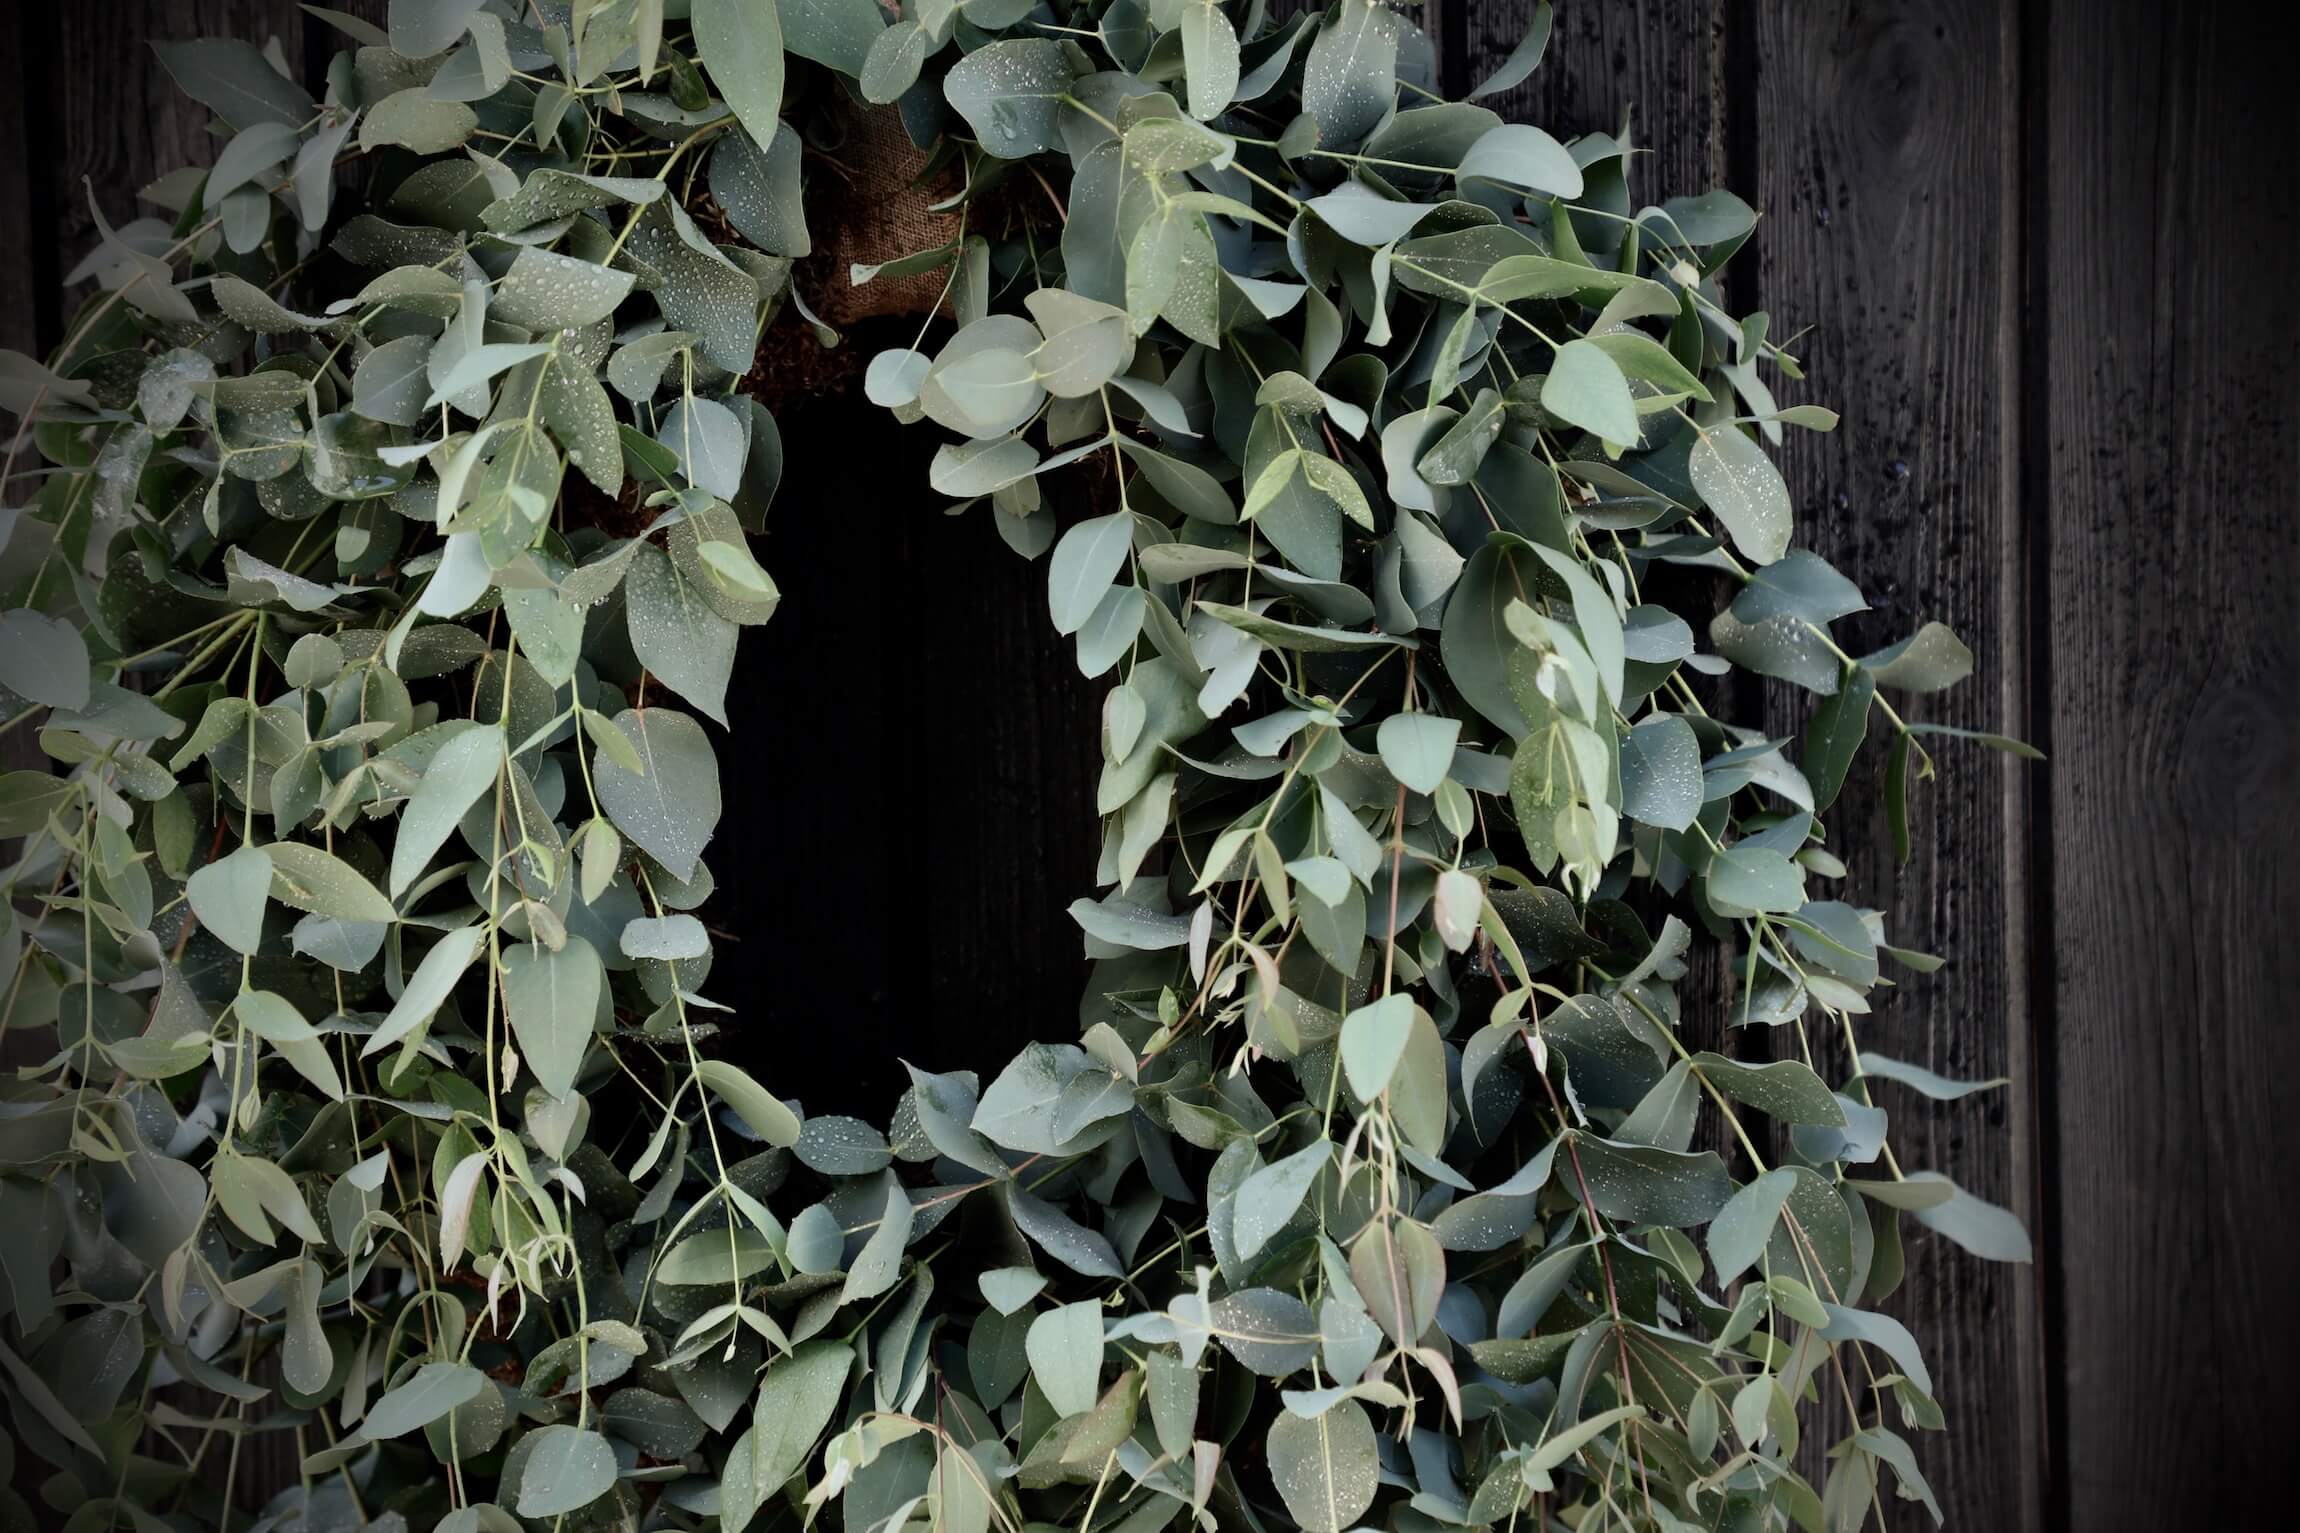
[591,708,719,881]
[691,0,785,156]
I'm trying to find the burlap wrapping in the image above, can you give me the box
[805,100,962,327]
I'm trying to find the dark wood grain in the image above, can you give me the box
[1469,0,1726,196]
[0,4,45,359]
[47,3,313,323]
[2041,3,2300,1528]
[1744,3,2046,1525]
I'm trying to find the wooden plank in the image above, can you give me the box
[48,2,311,324]
[1704,0,2048,1522]
[1467,0,1726,196]
[2043,3,2300,1528]
[1744,3,2044,1525]
[0,3,52,360]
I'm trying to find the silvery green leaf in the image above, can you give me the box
[1495,1238,1586,1339]
[1068,891,1191,950]
[136,346,214,429]
[264,842,394,923]
[1007,1185,1123,1278]
[390,724,501,896]
[1619,714,1703,831]
[1857,1053,2008,1101]
[859,18,929,104]
[1194,601,1405,653]
[691,0,785,154]
[710,123,810,257]
[1026,1302,1104,1417]
[931,437,1041,497]
[1732,549,1866,626]
[424,342,552,411]
[186,844,272,956]
[359,88,477,154]
[1179,1,1240,120]
[491,249,634,332]
[1320,1296,1382,1384]
[1232,1139,1331,1260]
[1572,1136,1733,1226]
[865,349,933,409]
[976,1267,1046,1316]
[0,610,90,711]
[1689,424,1793,565]
[973,1042,1086,1152]
[364,1362,486,1438]
[943,40,1075,159]
[797,1116,893,1177]
[620,914,707,961]
[152,39,315,130]
[1375,713,1459,796]
[1147,1349,1198,1458]
[1708,1167,1796,1284]
[1117,440,1236,523]
[1266,1398,1379,1533]
[1025,294,1129,398]
[656,397,748,500]
[363,926,485,1058]
[292,913,387,973]
[502,937,602,1100]
[1301,0,1400,148]
[695,1060,801,1147]
[1707,608,1840,693]
[206,120,301,203]
[782,1204,846,1277]
[606,331,697,403]
[841,1178,915,1303]
[1211,1287,1318,1376]
[1691,1053,1845,1126]
[722,1343,852,1531]
[780,0,885,75]
[1862,621,1974,693]
[1469,0,1554,98]
[625,544,737,724]
[280,1260,332,1394]
[1048,512,1133,636]
[1311,182,1432,247]
[1904,1174,2032,1262]
[1819,1303,1935,1398]
[1704,845,1807,916]
[1340,993,1416,1099]
[1644,188,1760,247]
[306,412,413,500]
[627,203,761,372]
[350,341,441,429]
[1541,339,1639,445]
[482,170,663,233]
[1457,123,1583,199]
[224,550,339,613]
[389,0,489,57]
[514,1425,617,1518]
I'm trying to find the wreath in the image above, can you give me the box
[0,3,2035,1530]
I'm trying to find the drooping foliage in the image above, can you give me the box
[0,2,2035,1530]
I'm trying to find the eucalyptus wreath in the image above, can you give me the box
[0,2,2038,1531]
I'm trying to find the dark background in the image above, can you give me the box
[4,2,2296,1528]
